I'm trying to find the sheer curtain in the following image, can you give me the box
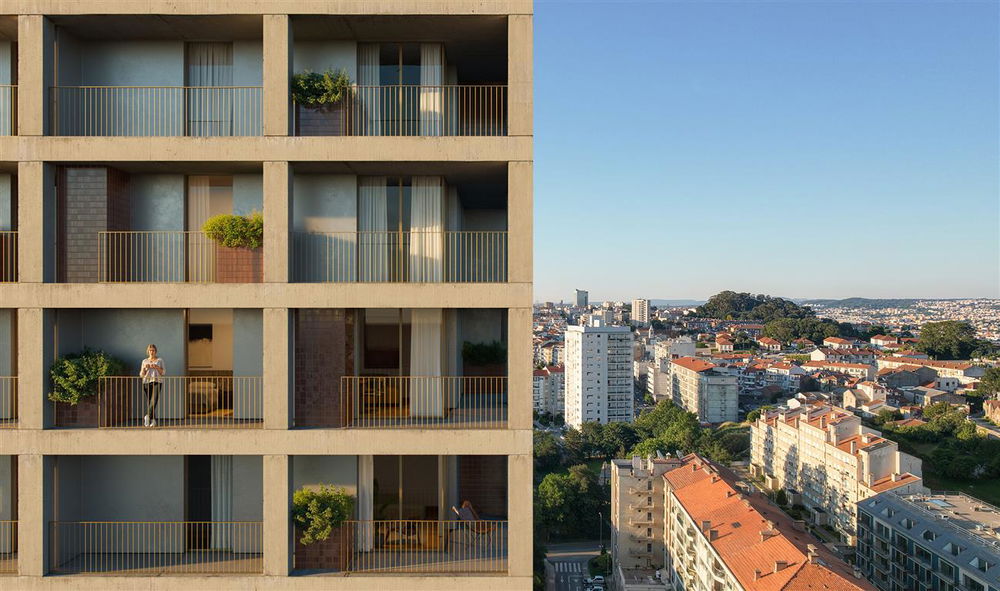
[410,308,444,417]
[446,186,460,281]
[357,455,375,551]
[210,455,234,549]
[358,177,389,281]
[358,44,381,136]
[186,43,234,136]
[409,176,445,282]
[188,176,213,282]
[419,43,444,136]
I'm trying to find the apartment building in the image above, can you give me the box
[575,288,589,308]
[631,299,649,325]
[669,356,738,424]
[877,356,987,385]
[750,401,924,544]
[0,1,533,588]
[564,321,634,427]
[856,491,1000,591]
[609,455,682,579]
[659,454,874,591]
[531,364,563,416]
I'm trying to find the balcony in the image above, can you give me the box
[0,232,14,283]
[291,165,508,283]
[0,87,13,136]
[294,308,507,429]
[291,454,508,575]
[48,15,263,137]
[49,455,263,576]
[289,16,507,137]
[51,308,263,429]
[0,20,16,136]
[0,455,14,575]
[0,376,15,427]
[0,310,13,427]
[55,166,263,284]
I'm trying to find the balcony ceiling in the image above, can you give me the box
[50,15,263,40]
[52,161,263,174]
[0,17,15,40]
[292,161,506,179]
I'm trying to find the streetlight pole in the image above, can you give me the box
[598,511,604,552]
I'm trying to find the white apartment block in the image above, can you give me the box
[532,365,564,416]
[750,400,925,544]
[669,357,738,424]
[564,322,634,427]
[632,299,650,325]
[654,336,696,364]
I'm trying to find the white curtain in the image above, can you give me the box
[186,43,234,136]
[410,308,444,417]
[210,455,234,549]
[357,455,374,551]
[419,43,444,136]
[358,177,389,281]
[188,176,213,282]
[358,43,381,136]
[409,176,445,282]
[446,186,460,281]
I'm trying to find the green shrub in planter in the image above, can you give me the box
[202,212,263,249]
[48,348,127,405]
[291,69,353,109]
[292,485,354,545]
[462,340,508,366]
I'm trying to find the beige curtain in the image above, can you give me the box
[210,455,233,549]
[409,176,445,282]
[358,44,381,136]
[187,176,213,281]
[419,43,444,136]
[409,308,444,417]
[358,177,389,281]
[186,42,234,136]
[357,455,374,551]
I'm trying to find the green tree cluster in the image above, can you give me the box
[915,321,995,360]
[695,291,816,322]
[535,463,607,540]
[881,403,1000,480]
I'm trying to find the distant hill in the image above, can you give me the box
[801,298,921,308]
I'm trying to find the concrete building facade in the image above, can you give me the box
[669,356,738,424]
[631,299,649,325]
[564,322,634,427]
[0,1,533,588]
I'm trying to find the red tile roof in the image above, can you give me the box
[672,356,717,373]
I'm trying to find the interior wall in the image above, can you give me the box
[233,173,263,215]
[291,174,357,232]
[56,309,185,376]
[188,308,233,372]
[292,41,357,80]
[233,309,263,419]
[78,40,185,86]
[130,174,185,231]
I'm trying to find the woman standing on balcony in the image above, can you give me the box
[140,344,165,427]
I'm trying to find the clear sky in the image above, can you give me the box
[533,0,1000,303]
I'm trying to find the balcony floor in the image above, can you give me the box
[346,406,507,429]
[51,551,262,575]
[0,553,16,575]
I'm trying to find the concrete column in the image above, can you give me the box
[263,454,291,575]
[507,161,532,284]
[508,307,532,430]
[17,15,46,136]
[17,455,50,576]
[263,307,290,430]
[263,161,291,284]
[507,14,533,138]
[507,453,532,577]
[17,162,45,283]
[17,308,45,430]
[263,15,291,137]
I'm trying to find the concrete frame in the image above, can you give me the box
[1,2,533,588]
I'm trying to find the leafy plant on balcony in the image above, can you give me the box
[293,485,355,545]
[48,348,127,405]
[291,69,353,109]
[462,340,508,366]
[202,212,263,249]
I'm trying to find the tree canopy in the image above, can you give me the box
[695,291,816,322]
[915,321,994,360]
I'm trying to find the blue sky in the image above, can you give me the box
[533,0,1000,303]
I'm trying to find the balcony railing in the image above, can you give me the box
[0,377,16,427]
[334,520,507,574]
[49,521,263,575]
[98,231,262,283]
[0,521,15,575]
[293,85,507,137]
[341,376,507,429]
[293,231,508,283]
[0,85,14,136]
[0,231,15,283]
[53,376,262,429]
[51,86,263,136]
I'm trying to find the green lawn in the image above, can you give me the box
[921,474,1000,507]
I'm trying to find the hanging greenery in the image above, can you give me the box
[292,485,355,545]
[291,69,353,108]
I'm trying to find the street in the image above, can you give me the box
[545,541,601,591]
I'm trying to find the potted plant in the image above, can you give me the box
[49,348,128,427]
[202,212,263,283]
[292,485,354,571]
[291,69,353,136]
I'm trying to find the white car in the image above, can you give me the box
[586,576,605,584]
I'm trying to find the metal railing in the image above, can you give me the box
[340,376,507,429]
[0,521,15,575]
[293,85,507,137]
[0,86,14,136]
[50,521,263,575]
[51,86,263,136]
[336,520,507,574]
[0,377,16,427]
[293,231,507,283]
[98,231,261,283]
[0,231,15,283]
[95,376,263,428]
